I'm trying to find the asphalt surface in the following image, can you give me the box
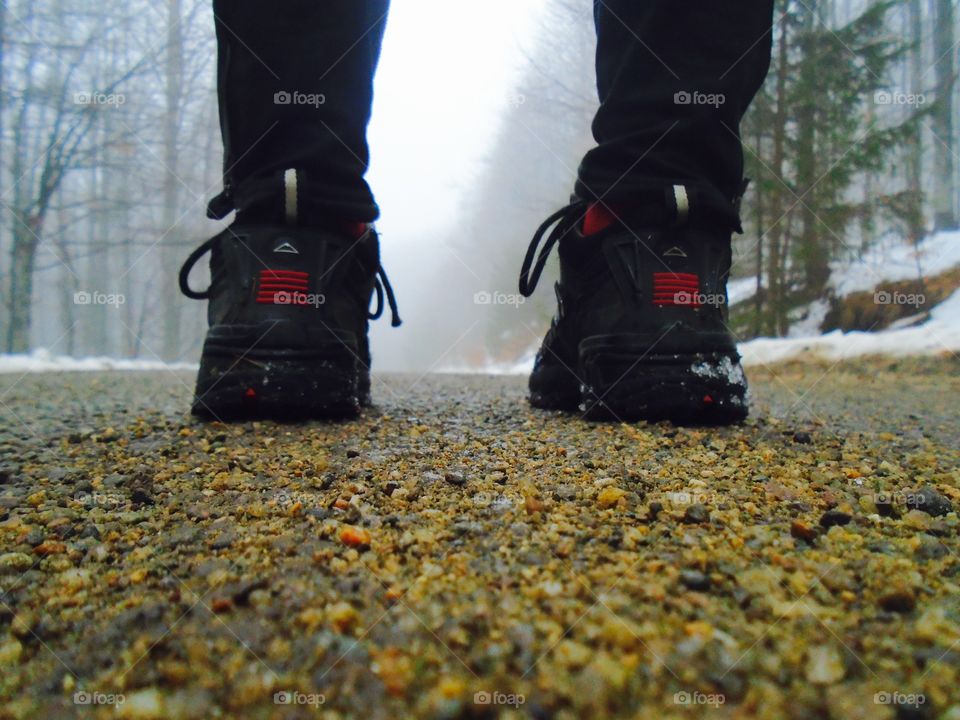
[0,357,958,719]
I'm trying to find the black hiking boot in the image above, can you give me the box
[179,221,400,420]
[519,198,748,424]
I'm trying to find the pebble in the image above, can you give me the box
[0,553,32,574]
[682,504,710,524]
[444,471,466,486]
[878,589,917,613]
[340,526,372,549]
[908,486,954,517]
[805,645,845,684]
[116,688,165,719]
[790,520,819,543]
[819,510,852,528]
[679,569,711,591]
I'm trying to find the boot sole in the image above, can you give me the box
[579,343,748,424]
[192,346,361,421]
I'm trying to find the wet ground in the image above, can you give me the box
[0,356,958,719]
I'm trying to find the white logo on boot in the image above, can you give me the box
[273,241,299,254]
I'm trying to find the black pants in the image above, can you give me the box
[210,0,774,230]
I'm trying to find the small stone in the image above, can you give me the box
[0,553,33,574]
[679,569,711,591]
[554,639,592,669]
[116,688,165,719]
[915,536,948,561]
[790,520,819,543]
[878,589,916,613]
[682,504,710,524]
[793,431,813,444]
[553,485,577,501]
[805,645,845,685]
[444,472,466,486]
[819,510,852,528]
[211,598,233,613]
[0,638,23,666]
[346,449,360,459]
[340,526,371,549]
[33,541,67,556]
[597,487,626,509]
[908,486,954,517]
[328,601,359,633]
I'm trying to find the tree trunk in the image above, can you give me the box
[161,0,184,359]
[933,0,957,230]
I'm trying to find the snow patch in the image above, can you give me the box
[739,288,960,366]
[0,349,197,374]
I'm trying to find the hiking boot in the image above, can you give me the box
[519,198,748,424]
[179,221,400,420]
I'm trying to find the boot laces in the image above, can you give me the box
[518,199,587,297]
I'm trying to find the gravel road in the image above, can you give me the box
[0,357,958,719]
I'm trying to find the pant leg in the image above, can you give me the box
[576,0,774,230]
[210,0,389,224]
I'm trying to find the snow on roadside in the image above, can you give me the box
[729,229,960,308]
[0,348,197,374]
[830,230,960,297]
[739,288,960,366]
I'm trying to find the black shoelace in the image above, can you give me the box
[178,236,402,327]
[518,199,587,298]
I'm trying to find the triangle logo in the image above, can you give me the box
[273,241,299,255]
[662,246,687,258]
